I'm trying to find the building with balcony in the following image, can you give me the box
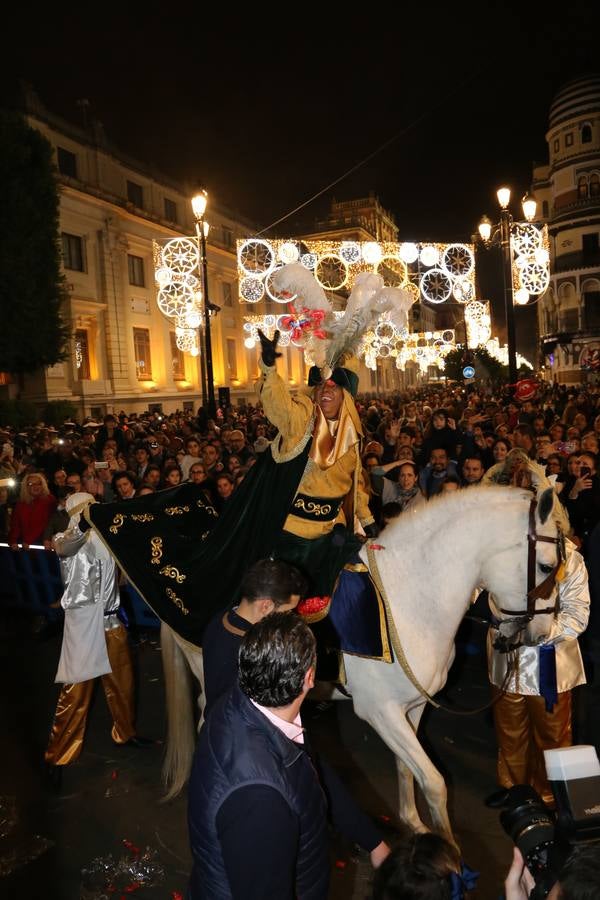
[18,88,255,418]
[534,74,600,384]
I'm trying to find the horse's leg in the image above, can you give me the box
[160,622,197,801]
[368,701,453,842]
[394,703,428,833]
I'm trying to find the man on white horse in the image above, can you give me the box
[257,328,377,620]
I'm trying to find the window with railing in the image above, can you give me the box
[578,176,588,200]
[75,329,91,379]
[164,198,177,222]
[133,328,152,379]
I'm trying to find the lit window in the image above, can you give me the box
[578,176,588,200]
[133,328,152,379]
[75,329,91,379]
[170,332,185,379]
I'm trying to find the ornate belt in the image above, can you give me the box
[290,493,344,522]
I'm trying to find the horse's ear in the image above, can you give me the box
[538,487,554,524]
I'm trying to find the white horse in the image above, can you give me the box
[160,485,562,838]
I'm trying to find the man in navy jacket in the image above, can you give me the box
[188,613,389,899]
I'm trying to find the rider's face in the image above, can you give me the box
[315,381,343,420]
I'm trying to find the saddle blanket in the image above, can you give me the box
[325,562,393,663]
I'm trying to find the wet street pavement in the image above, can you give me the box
[0,611,514,899]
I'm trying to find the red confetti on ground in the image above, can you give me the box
[335,860,347,870]
[379,814,391,823]
[123,883,142,894]
[171,893,184,900]
[111,770,118,780]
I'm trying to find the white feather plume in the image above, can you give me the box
[271,263,333,312]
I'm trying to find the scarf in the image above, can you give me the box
[396,484,420,511]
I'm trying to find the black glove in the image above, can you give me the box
[257,329,282,367]
[363,522,379,539]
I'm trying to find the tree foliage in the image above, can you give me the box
[0,111,70,374]
[443,345,506,383]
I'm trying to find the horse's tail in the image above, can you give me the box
[160,621,197,802]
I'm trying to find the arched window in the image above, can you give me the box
[578,175,588,199]
[581,123,593,144]
[590,173,600,197]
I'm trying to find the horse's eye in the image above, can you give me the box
[539,563,554,575]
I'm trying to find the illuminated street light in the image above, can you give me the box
[477,190,549,384]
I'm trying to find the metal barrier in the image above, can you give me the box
[0,543,63,619]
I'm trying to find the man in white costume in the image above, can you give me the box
[486,538,589,808]
[45,493,147,779]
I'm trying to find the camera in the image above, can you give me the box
[500,746,600,898]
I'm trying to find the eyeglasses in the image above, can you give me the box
[27,481,42,487]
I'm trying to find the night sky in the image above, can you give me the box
[5,2,600,361]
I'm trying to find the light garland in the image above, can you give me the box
[237,238,476,308]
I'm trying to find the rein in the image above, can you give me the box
[497,498,565,623]
[366,545,514,716]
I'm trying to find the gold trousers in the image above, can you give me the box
[45,623,136,766]
[492,689,572,805]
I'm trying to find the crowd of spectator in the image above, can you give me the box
[1,381,600,557]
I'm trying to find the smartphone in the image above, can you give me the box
[580,466,591,478]
[94,461,109,469]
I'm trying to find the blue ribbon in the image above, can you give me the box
[450,861,479,899]
[539,644,558,712]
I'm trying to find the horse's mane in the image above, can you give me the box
[381,485,550,546]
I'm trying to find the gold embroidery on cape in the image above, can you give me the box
[109,513,125,534]
[159,564,186,584]
[196,498,218,517]
[166,587,190,615]
[165,505,190,516]
[131,513,155,522]
[150,536,163,565]
[293,498,333,517]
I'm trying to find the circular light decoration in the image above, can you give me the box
[519,261,550,295]
[511,224,541,257]
[155,266,172,286]
[278,242,300,264]
[375,322,396,343]
[161,238,199,275]
[190,345,200,357]
[441,330,455,343]
[515,288,530,305]
[240,276,265,303]
[420,245,439,267]
[376,255,408,288]
[534,247,550,266]
[238,239,276,277]
[300,252,317,269]
[244,337,256,349]
[157,281,194,318]
[362,242,383,265]
[420,268,452,304]
[185,309,201,329]
[176,329,196,352]
[265,265,297,303]
[378,344,391,358]
[404,282,420,303]
[178,272,200,290]
[339,242,361,264]
[314,254,349,291]
[452,278,475,303]
[441,244,474,278]
[399,242,419,264]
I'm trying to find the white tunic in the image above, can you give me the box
[53,526,120,684]
[487,540,589,695]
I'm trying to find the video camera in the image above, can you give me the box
[499,746,600,898]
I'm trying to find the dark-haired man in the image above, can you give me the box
[189,613,389,899]
[201,558,305,715]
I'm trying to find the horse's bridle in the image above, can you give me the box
[497,498,566,624]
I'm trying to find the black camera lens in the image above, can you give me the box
[500,786,555,877]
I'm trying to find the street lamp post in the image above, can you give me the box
[478,188,538,386]
[191,190,216,418]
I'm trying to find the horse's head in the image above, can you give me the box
[482,487,566,648]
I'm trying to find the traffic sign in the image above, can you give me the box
[462,365,475,379]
